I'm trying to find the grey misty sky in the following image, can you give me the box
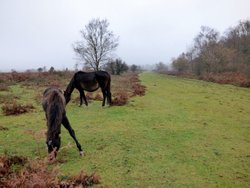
[0,0,249,71]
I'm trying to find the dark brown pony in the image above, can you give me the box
[42,87,83,159]
[64,71,112,107]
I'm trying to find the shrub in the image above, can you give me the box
[132,83,146,96]
[1,101,35,116]
[112,91,129,106]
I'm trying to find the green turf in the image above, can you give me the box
[0,72,249,187]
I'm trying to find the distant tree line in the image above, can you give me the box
[103,59,141,75]
[170,20,250,79]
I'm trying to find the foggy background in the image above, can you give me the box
[0,0,249,72]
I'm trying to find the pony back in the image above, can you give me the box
[42,88,65,139]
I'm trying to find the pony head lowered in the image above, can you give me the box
[42,87,65,159]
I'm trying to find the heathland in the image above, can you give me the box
[0,72,249,187]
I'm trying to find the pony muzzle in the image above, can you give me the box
[48,147,58,161]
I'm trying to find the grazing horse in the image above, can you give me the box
[42,87,83,159]
[64,71,112,107]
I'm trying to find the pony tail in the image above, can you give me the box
[107,76,112,105]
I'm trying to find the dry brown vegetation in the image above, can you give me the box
[1,101,35,116]
[111,73,146,106]
[202,72,250,87]
[0,71,73,88]
[0,155,100,188]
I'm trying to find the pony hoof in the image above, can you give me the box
[80,151,84,156]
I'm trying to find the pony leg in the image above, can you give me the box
[78,89,83,106]
[101,89,106,106]
[82,90,88,106]
[107,89,112,105]
[106,79,112,105]
[62,115,84,156]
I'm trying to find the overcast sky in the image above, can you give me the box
[0,0,249,71]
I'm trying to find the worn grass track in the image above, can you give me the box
[0,72,249,187]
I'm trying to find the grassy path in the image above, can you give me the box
[0,72,249,187]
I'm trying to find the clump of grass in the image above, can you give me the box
[1,101,35,116]
[0,125,8,131]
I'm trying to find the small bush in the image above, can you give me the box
[128,73,140,83]
[1,101,35,116]
[112,91,129,106]
[132,83,146,96]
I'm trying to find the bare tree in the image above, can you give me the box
[73,18,119,71]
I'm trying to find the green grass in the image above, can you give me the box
[0,72,250,187]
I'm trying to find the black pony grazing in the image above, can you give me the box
[42,87,83,160]
[64,71,112,107]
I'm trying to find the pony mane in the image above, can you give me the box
[65,75,75,95]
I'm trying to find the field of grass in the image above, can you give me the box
[0,72,249,187]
